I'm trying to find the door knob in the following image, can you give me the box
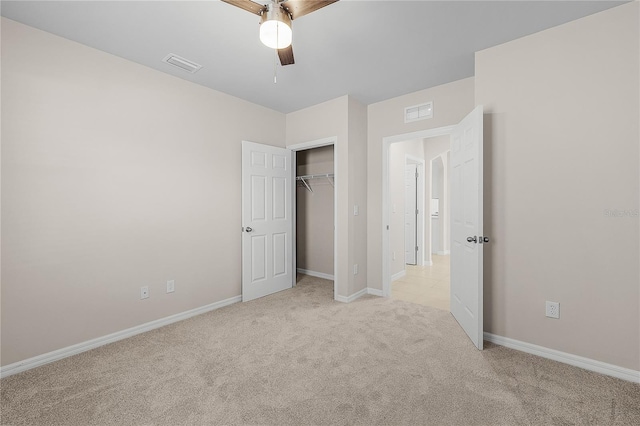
[467,236,477,243]
[245,227,253,233]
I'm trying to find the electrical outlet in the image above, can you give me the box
[166,280,175,293]
[140,286,149,300]
[545,301,560,319]
[353,264,359,275]
[354,205,359,216]
[392,251,396,261]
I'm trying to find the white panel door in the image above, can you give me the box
[404,164,417,265]
[242,141,293,302]
[450,105,484,349]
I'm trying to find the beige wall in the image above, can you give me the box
[286,96,368,298]
[367,78,475,290]
[347,97,368,295]
[296,146,334,276]
[1,19,286,366]
[476,2,639,370]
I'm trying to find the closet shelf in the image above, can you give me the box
[296,173,334,192]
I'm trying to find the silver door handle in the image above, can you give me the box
[245,227,253,233]
[467,236,477,243]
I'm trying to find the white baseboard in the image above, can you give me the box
[484,332,640,384]
[0,295,242,379]
[391,270,406,281]
[367,288,384,297]
[297,268,334,281]
[335,287,385,303]
[335,288,368,303]
[436,250,450,256]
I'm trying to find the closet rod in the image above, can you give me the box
[296,173,334,180]
[296,173,335,193]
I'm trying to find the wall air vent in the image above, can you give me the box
[162,54,202,74]
[404,101,433,123]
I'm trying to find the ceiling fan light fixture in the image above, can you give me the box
[259,4,292,49]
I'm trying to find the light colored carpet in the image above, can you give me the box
[1,275,639,425]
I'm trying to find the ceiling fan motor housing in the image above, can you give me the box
[260,2,293,49]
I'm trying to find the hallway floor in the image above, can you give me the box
[391,255,450,311]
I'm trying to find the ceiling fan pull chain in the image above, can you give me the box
[274,49,277,84]
[274,23,278,84]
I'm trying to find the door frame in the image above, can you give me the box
[382,126,454,297]
[405,155,425,267]
[287,136,338,300]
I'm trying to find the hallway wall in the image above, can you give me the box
[423,137,451,258]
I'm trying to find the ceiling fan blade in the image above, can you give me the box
[280,0,339,20]
[278,45,295,66]
[221,0,267,16]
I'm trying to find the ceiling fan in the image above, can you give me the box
[221,0,339,66]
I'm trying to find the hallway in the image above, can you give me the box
[391,255,450,311]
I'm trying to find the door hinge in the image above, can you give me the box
[415,172,419,178]
[416,246,419,252]
[416,209,419,215]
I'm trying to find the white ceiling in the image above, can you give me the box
[1,0,625,113]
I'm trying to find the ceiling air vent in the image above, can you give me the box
[404,101,433,123]
[162,54,202,74]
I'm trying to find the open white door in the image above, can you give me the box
[242,141,293,302]
[404,164,418,265]
[450,105,484,349]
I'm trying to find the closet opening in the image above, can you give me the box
[293,144,336,298]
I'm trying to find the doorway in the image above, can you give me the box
[241,137,339,302]
[288,137,338,300]
[388,138,451,311]
[381,105,485,349]
[295,145,335,286]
